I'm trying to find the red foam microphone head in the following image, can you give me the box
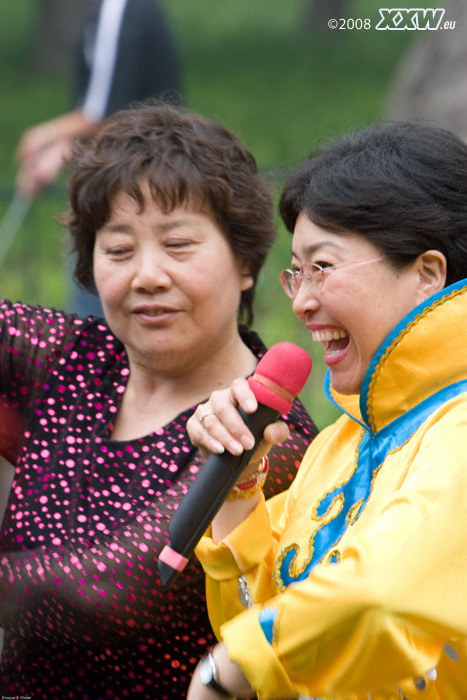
[247,342,312,414]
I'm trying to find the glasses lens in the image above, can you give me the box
[280,270,295,298]
[311,264,324,285]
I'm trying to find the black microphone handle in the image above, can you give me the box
[158,403,279,588]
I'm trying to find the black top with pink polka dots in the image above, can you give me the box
[0,302,317,699]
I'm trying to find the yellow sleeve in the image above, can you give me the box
[219,411,467,698]
[195,489,291,639]
[194,426,338,641]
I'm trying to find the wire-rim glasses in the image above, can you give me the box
[280,257,384,299]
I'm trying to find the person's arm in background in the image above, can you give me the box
[14,109,100,199]
[15,0,181,200]
[14,0,129,199]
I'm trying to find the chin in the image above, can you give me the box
[330,372,363,396]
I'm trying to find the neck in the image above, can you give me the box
[111,332,257,440]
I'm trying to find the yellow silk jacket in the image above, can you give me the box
[196,279,467,699]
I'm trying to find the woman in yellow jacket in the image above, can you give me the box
[186,122,467,700]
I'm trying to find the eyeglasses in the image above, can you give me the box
[280,257,384,299]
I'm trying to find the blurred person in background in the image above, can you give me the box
[14,0,181,316]
[0,100,317,699]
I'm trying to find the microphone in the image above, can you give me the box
[157,342,312,589]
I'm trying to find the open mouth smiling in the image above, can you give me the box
[311,328,350,357]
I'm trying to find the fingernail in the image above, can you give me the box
[245,399,256,412]
[213,442,225,454]
[243,435,255,451]
[228,440,244,455]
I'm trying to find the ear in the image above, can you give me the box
[239,261,254,291]
[240,273,254,292]
[415,250,447,303]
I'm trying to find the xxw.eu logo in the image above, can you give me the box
[376,8,452,30]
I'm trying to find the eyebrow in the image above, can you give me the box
[290,241,340,259]
[98,223,131,234]
[98,219,192,235]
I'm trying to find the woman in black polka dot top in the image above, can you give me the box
[0,101,317,699]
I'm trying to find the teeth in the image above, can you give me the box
[311,329,348,342]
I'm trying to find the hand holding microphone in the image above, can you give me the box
[190,380,288,463]
[157,342,312,589]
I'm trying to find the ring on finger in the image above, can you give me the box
[199,412,212,424]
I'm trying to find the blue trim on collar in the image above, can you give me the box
[324,372,367,430]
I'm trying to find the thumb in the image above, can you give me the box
[263,419,289,446]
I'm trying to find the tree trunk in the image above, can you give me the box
[30,0,89,78]
[385,0,467,141]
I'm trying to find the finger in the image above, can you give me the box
[198,408,252,456]
[190,384,255,456]
[263,419,290,446]
[187,406,226,456]
[210,387,257,454]
[229,376,258,414]
[189,400,248,456]
[188,378,261,457]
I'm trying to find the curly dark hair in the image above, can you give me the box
[62,99,276,326]
[279,121,467,286]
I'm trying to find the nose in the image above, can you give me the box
[131,250,172,293]
[292,279,320,321]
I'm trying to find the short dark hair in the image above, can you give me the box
[62,100,276,326]
[279,121,467,286]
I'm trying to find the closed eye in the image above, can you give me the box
[164,239,199,259]
[166,240,193,249]
[105,247,133,259]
